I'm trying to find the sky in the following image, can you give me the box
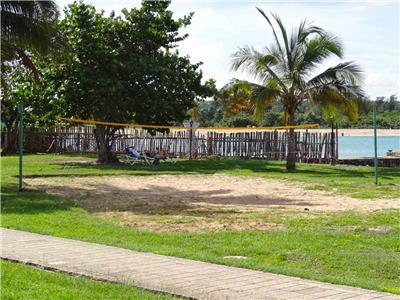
[56,0,399,99]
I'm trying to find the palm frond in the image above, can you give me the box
[256,7,285,59]
[13,45,40,82]
[319,93,360,122]
[307,62,363,87]
[251,81,280,121]
[231,46,264,72]
[1,1,59,55]
[298,35,343,75]
[263,44,287,76]
[231,46,284,87]
[309,83,364,122]
[270,13,292,70]
[298,25,326,44]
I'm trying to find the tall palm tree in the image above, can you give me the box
[1,1,58,82]
[229,8,365,171]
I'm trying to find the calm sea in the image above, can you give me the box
[338,136,400,158]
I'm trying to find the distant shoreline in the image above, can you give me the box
[197,128,399,136]
[299,129,400,136]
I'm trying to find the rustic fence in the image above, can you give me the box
[5,126,338,163]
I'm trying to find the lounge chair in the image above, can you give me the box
[151,149,176,165]
[122,147,155,165]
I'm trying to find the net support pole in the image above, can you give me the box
[330,121,335,165]
[373,103,378,185]
[189,121,193,160]
[18,96,24,192]
[335,123,339,160]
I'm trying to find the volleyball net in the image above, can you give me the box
[58,117,319,131]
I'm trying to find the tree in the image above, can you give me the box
[1,1,59,82]
[228,9,364,170]
[386,95,398,111]
[1,63,32,153]
[1,1,60,154]
[1,59,62,153]
[55,1,214,163]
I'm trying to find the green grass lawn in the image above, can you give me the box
[1,154,400,295]
[1,260,178,299]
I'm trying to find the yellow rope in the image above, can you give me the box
[58,117,185,129]
[58,117,319,131]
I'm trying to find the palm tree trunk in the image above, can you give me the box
[286,114,296,171]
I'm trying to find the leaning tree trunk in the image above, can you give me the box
[2,124,18,154]
[94,125,119,163]
[286,114,297,171]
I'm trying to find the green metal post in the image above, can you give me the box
[189,121,193,160]
[18,97,24,192]
[330,121,335,166]
[373,103,378,185]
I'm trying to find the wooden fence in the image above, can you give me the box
[13,126,338,163]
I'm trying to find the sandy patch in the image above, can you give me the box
[366,226,396,234]
[26,174,399,212]
[26,174,399,232]
[99,211,286,232]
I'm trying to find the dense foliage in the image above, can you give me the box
[1,1,215,162]
[54,2,214,162]
[197,95,399,129]
[57,2,213,125]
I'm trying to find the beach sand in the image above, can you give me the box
[197,128,399,136]
[26,174,399,232]
[299,128,399,136]
[27,174,399,213]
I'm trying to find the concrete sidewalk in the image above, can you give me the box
[1,228,398,300]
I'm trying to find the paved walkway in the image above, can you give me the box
[1,228,399,300]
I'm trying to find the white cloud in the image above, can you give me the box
[56,0,399,98]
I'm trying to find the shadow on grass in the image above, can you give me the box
[22,178,322,217]
[25,158,400,179]
[3,157,399,216]
[1,183,76,214]
[4,177,320,216]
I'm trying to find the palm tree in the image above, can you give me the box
[229,8,365,171]
[1,1,58,82]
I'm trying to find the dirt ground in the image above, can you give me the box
[26,174,400,232]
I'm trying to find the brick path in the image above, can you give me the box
[1,228,399,300]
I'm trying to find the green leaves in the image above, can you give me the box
[54,1,212,127]
[299,35,343,75]
[308,62,363,88]
[1,1,59,53]
[220,80,280,122]
[1,1,59,80]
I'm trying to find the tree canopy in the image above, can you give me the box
[31,1,214,162]
[54,2,213,125]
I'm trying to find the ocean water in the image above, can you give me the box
[338,136,400,158]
